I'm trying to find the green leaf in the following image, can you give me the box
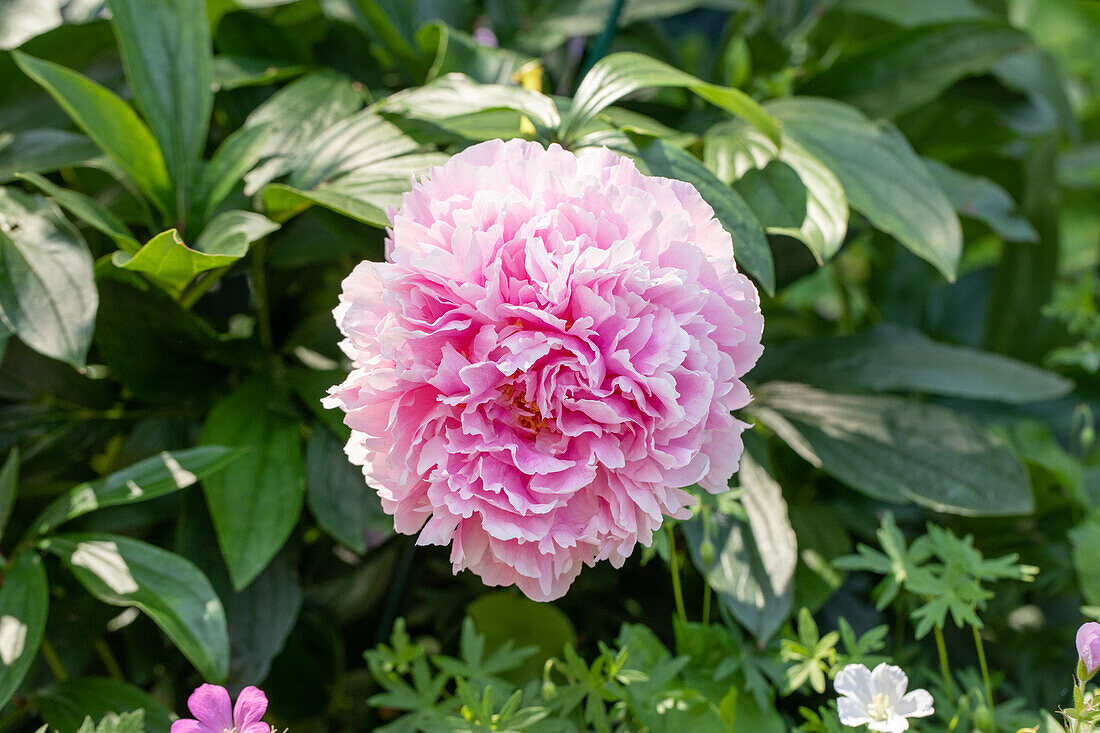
[0,1,107,50]
[200,378,305,590]
[752,324,1072,403]
[563,52,781,147]
[0,447,17,542]
[923,158,1039,243]
[105,0,214,216]
[112,230,235,297]
[0,129,100,184]
[242,72,364,196]
[732,161,807,231]
[628,136,774,295]
[419,21,532,85]
[767,97,961,280]
[468,592,576,684]
[27,446,243,537]
[16,172,140,253]
[0,550,48,709]
[751,382,1033,516]
[380,72,560,133]
[0,186,97,367]
[804,22,1028,119]
[34,677,174,733]
[349,0,428,79]
[42,532,230,682]
[190,123,274,229]
[517,0,710,53]
[683,448,796,642]
[225,552,302,687]
[1071,514,1100,606]
[286,109,423,190]
[833,0,990,26]
[705,123,848,264]
[306,428,391,553]
[11,52,172,213]
[75,710,145,733]
[211,56,306,91]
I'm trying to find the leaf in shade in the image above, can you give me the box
[0,447,17,542]
[42,532,230,682]
[306,428,392,554]
[832,0,989,26]
[16,172,139,252]
[211,56,306,91]
[11,52,172,213]
[26,446,243,537]
[923,158,1038,242]
[750,382,1034,516]
[751,323,1071,402]
[225,553,302,688]
[767,97,961,280]
[0,186,97,367]
[33,677,174,733]
[189,124,274,229]
[0,129,101,183]
[0,550,48,709]
[200,378,305,590]
[732,161,807,230]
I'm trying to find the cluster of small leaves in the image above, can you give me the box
[779,609,888,696]
[836,513,1038,639]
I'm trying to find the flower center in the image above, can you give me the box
[866,692,892,721]
[499,382,547,435]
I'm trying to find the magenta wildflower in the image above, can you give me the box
[1078,622,1100,677]
[171,684,269,733]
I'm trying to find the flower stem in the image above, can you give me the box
[972,624,995,712]
[933,626,956,700]
[702,582,712,625]
[666,524,687,623]
[40,638,68,681]
[95,639,125,681]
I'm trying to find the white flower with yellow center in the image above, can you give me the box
[834,662,934,732]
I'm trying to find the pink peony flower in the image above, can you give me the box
[171,684,269,733]
[1079,622,1100,676]
[325,139,763,601]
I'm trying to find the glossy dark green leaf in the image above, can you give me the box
[306,428,391,554]
[242,72,364,196]
[0,186,97,367]
[211,56,306,91]
[190,123,274,229]
[752,324,1071,402]
[34,677,173,733]
[419,21,532,85]
[767,97,961,280]
[200,378,305,590]
[11,52,172,212]
[105,0,213,215]
[27,446,243,537]
[192,210,279,256]
[0,550,47,709]
[833,0,989,26]
[112,230,236,297]
[349,0,428,78]
[16,172,139,252]
[629,137,774,295]
[0,129,100,183]
[751,382,1034,516]
[0,447,17,542]
[804,22,1028,119]
[732,161,807,231]
[42,532,230,682]
[564,52,780,147]
[923,158,1039,243]
[226,553,302,687]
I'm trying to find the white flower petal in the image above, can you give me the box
[869,716,910,733]
[835,663,875,706]
[837,697,871,727]
[895,689,935,718]
[871,662,910,702]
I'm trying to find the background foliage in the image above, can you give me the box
[0,0,1096,731]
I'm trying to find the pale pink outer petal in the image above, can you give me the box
[232,686,268,729]
[185,685,233,732]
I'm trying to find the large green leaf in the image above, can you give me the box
[306,428,391,554]
[0,129,100,184]
[683,447,796,642]
[923,158,1039,243]
[112,230,234,297]
[0,447,17,543]
[0,550,48,709]
[832,0,989,26]
[627,136,774,295]
[11,52,172,213]
[563,52,780,147]
[17,172,140,253]
[189,123,273,229]
[767,97,961,280]
[0,186,97,367]
[752,324,1071,402]
[200,378,305,590]
[731,161,807,231]
[804,22,1028,119]
[0,1,106,50]
[105,0,213,216]
[41,532,230,682]
[705,123,848,264]
[750,382,1033,516]
[286,109,423,190]
[225,553,302,687]
[419,21,532,85]
[33,678,173,733]
[242,72,364,195]
[27,446,243,537]
[192,210,279,257]
[1071,513,1100,607]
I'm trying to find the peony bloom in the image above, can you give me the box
[171,684,270,733]
[1078,622,1100,677]
[835,663,934,732]
[325,139,763,600]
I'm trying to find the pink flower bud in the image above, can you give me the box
[1077,622,1100,676]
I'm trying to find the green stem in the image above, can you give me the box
[251,241,273,352]
[0,703,29,730]
[933,626,955,700]
[40,638,68,682]
[95,639,125,681]
[702,582,712,625]
[666,524,687,623]
[179,266,230,309]
[972,625,995,713]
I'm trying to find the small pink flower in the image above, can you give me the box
[171,684,269,733]
[1078,622,1100,675]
